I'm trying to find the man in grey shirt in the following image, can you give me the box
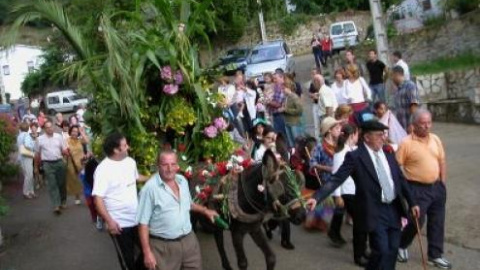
[35,120,67,214]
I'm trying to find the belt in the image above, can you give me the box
[150,232,191,242]
[42,159,62,163]
[409,180,439,187]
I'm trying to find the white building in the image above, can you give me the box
[0,45,43,101]
[388,0,444,33]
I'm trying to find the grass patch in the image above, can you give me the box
[411,52,480,75]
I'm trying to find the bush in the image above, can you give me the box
[0,113,17,182]
[446,0,479,15]
[279,14,309,36]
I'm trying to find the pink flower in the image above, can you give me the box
[204,125,218,138]
[160,66,173,80]
[174,70,184,85]
[163,84,179,95]
[213,117,227,131]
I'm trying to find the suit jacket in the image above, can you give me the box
[314,143,416,232]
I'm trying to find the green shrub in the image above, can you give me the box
[423,15,445,28]
[411,52,480,75]
[446,0,479,15]
[0,113,17,182]
[279,14,309,36]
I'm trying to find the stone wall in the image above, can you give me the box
[389,10,480,66]
[415,67,480,124]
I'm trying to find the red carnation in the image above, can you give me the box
[178,143,187,152]
[203,185,213,195]
[216,162,228,176]
[234,149,246,157]
[241,158,253,169]
[197,192,207,201]
[383,144,394,154]
[184,171,193,179]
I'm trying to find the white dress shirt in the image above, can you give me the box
[364,143,395,203]
[333,145,357,196]
[395,59,411,81]
[318,84,338,116]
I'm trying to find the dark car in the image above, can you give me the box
[217,47,250,75]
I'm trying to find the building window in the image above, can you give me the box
[423,0,432,11]
[2,65,10,76]
[27,61,34,73]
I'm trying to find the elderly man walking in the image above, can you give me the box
[35,120,67,214]
[137,150,218,270]
[93,132,147,270]
[396,109,452,269]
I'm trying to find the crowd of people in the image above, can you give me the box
[12,48,453,270]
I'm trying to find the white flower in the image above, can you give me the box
[257,184,265,192]
[202,170,210,177]
[181,155,187,161]
[195,185,201,194]
[186,166,192,173]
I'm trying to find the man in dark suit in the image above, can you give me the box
[306,120,420,270]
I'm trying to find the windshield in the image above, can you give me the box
[249,46,285,64]
[331,25,343,35]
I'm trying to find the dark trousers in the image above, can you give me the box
[329,195,368,260]
[400,181,446,259]
[312,48,323,69]
[367,204,401,270]
[110,226,145,270]
[43,160,66,208]
[321,50,332,66]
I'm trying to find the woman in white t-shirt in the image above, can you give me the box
[331,68,348,105]
[345,64,371,113]
[327,124,368,265]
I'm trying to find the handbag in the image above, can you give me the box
[20,145,35,158]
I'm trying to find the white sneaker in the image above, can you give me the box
[397,248,409,263]
[75,199,81,205]
[428,257,452,269]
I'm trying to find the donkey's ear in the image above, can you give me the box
[262,149,278,181]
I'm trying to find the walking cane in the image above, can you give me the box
[413,211,428,270]
[111,236,129,270]
[304,147,322,187]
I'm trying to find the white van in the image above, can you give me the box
[329,21,360,52]
[46,90,88,114]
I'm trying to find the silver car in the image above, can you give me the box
[245,40,295,82]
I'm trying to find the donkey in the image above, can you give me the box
[195,149,306,270]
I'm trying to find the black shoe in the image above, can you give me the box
[281,241,295,250]
[354,256,369,267]
[328,232,346,248]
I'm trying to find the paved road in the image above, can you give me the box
[1,54,479,270]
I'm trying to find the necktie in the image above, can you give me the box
[374,151,395,203]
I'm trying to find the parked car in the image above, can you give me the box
[216,47,250,75]
[45,90,88,115]
[245,40,295,83]
[330,21,360,53]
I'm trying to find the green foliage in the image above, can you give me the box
[423,14,446,28]
[0,195,9,216]
[278,14,309,36]
[411,52,480,75]
[0,114,18,182]
[199,131,237,162]
[446,0,479,15]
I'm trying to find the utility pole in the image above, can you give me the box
[0,69,5,104]
[257,0,267,42]
[369,0,389,65]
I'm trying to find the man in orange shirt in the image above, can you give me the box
[396,109,452,269]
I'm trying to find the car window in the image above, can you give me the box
[227,49,248,57]
[283,43,291,55]
[249,46,285,64]
[69,94,84,101]
[331,25,343,35]
[63,97,70,103]
[344,23,356,34]
[48,96,60,104]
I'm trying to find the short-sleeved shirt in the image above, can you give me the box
[92,157,139,228]
[394,80,420,129]
[36,133,65,161]
[366,60,386,85]
[318,85,338,117]
[396,133,445,184]
[137,174,192,239]
[309,143,334,184]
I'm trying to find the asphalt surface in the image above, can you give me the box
[1,54,479,270]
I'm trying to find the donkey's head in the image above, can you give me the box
[262,149,306,225]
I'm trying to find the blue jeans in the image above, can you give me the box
[285,123,302,148]
[312,48,323,69]
[370,83,386,103]
[272,113,287,139]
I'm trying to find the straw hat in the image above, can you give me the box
[320,117,341,136]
